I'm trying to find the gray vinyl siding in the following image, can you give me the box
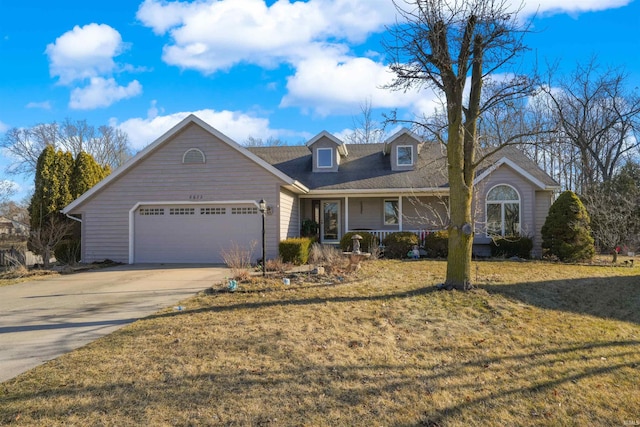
[71,123,287,263]
[279,189,299,240]
[533,190,554,257]
[346,196,448,231]
[347,198,384,230]
[401,196,449,230]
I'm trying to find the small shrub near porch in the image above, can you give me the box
[490,235,533,259]
[279,237,313,265]
[423,230,449,258]
[339,231,379,253]
[383,231,419,259]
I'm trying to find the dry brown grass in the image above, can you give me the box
[0,266,58,287]
[1,259,639,426]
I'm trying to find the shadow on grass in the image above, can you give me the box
[1,337,637,426]
[147,284,439,321]
[481,273,640,324]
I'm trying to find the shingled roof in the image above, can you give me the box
[247,143,558,192]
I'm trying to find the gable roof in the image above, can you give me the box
[249,143,559,194]
[62,114,309,214]
[383,128,422,154]
[306,130,348,156]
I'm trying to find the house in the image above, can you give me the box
[62,114,559,264]
[0,217,28,236]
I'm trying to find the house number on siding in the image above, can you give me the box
[189,194,203,200]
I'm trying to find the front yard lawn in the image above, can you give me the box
[1,260,638,426]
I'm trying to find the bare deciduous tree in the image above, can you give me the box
[385,0,541,289]
[244,136,286,147]
[542,58,640,193]
[29,215,75,269]
[344,99,387,144]
[1,118,131,176]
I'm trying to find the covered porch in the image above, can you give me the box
[299,194,449,248]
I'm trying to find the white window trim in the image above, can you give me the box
[182,148,206,164]
[397,145,414,166]
[317,147,333,168]
[384,199,400,225]
[485,184,521,237]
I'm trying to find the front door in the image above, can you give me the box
[321,200,340,243]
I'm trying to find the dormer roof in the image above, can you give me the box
[383,128,422,155]
[306,131,348,156]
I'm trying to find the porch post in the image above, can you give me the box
[344,196,349,235]
[398,196,403,231]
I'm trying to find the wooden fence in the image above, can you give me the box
[0,248,43,268]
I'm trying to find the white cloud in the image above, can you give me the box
[135,0,631,117]
[0,120,8,133]
[281,53,440,117]
[522,0,632,16]
[114,108,285,151]
[137,0,395,73]
[26,101,52,110]
[69,77,142,110]
[46,23,142,109]
[46,23,124,85]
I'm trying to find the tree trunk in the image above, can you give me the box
[42,247,51,269]
[445,180,474,290]
[444,112,474,290]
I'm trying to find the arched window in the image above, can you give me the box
[182,148,205,164]
[486,184,520,236]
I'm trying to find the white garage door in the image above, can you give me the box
[134,203,262,263]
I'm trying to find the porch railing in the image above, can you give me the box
[348,229,442,247]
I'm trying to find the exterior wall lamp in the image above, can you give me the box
[258,199,266,277]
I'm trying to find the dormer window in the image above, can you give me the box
[397,145,413,166]
[317,148,333,168]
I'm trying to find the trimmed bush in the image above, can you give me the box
[541,190,595,262]
[424,230,448,258]
[490,235,533,259]
[383,231,419,259]
[339,231,379,253]
[54,239,81,265]
[278,237,313,265]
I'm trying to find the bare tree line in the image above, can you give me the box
[1,118,131,176]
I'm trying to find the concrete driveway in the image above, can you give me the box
[0,264,228,383]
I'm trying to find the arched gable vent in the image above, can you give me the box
[183,148,206,164]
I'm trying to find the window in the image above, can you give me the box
[486,185,520,236]
[384,199,399,225]
[139,208,164,216]
[182,148,205,164]
[397,145,413,166]
[231,207,258,215]
[201,207,225,215]
[169,208,195,215]
[317,148,333,168]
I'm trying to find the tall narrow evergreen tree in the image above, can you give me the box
[541,191,595,262]
[29,145,59,229]
[70,151,109,198]
[29,147,109,266]
[55,150,74,209]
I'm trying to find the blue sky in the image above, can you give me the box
[1,0,639,199]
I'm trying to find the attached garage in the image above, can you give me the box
[132,202,262,264]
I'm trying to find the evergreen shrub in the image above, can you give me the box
[490,235,533,259]
[278,237,313,265]
[339,231,379,253]
[424,230,449,258]
[541,190,595,262]
[383,231,419,259]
